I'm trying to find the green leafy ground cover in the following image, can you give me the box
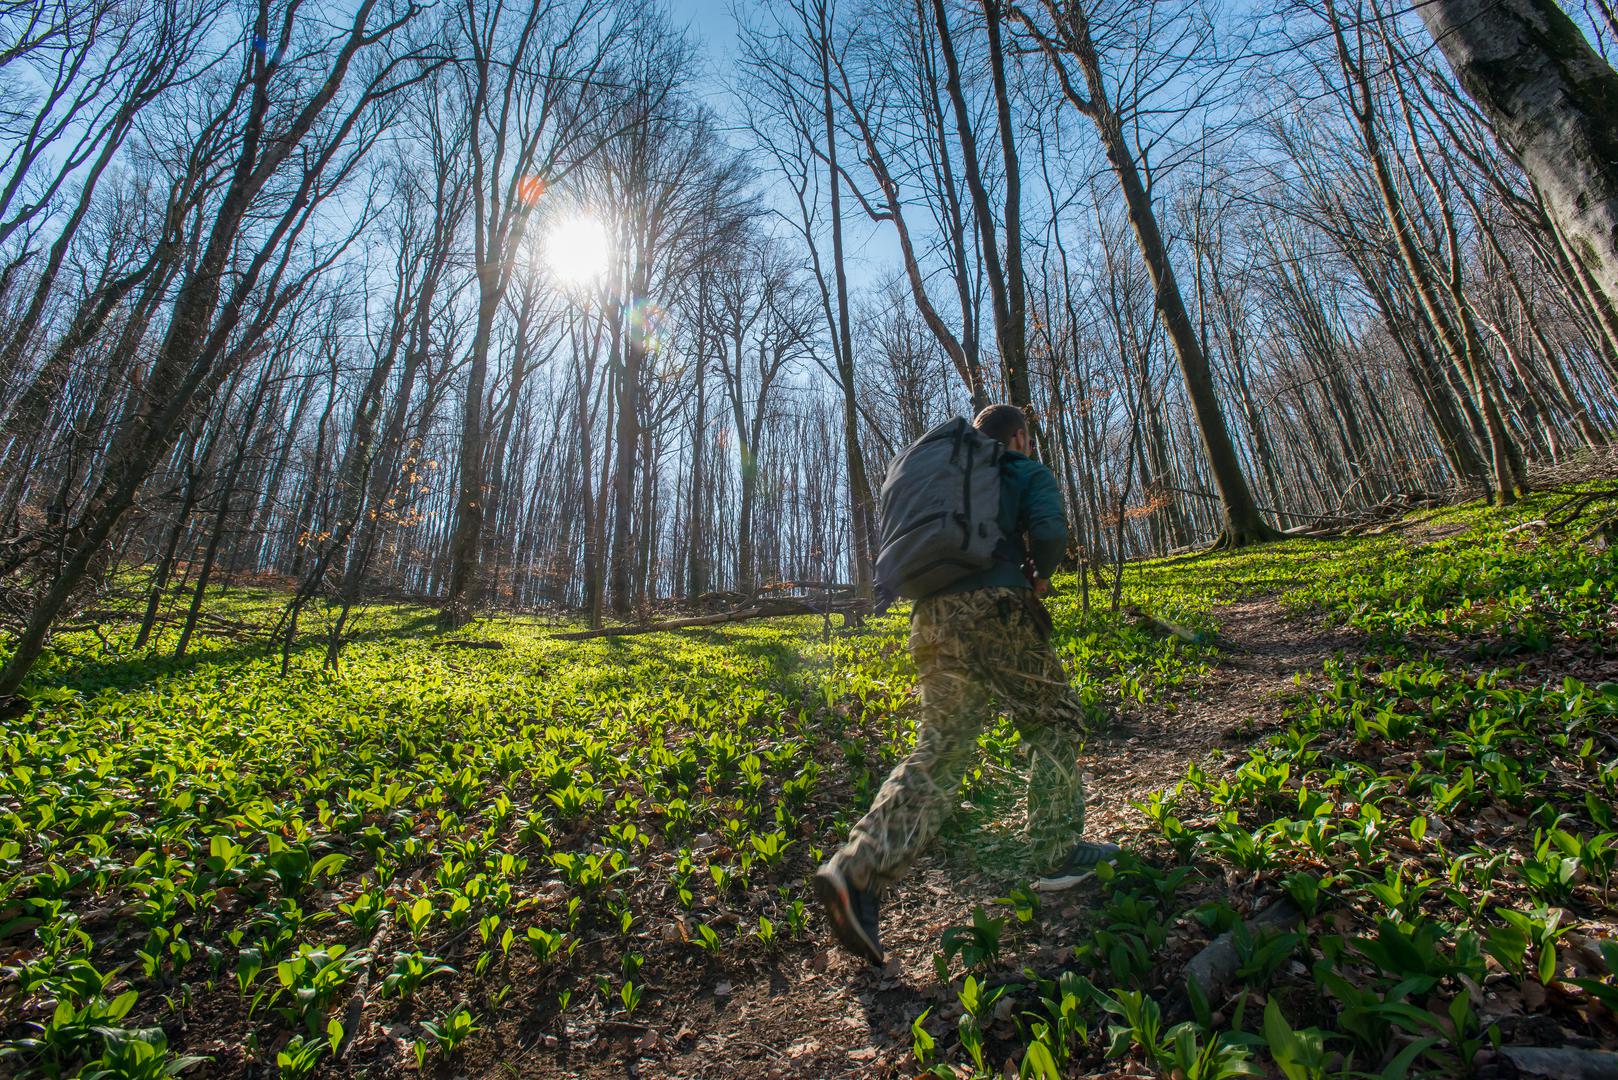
[0,488,1614,1077]
[1012,493,1618,1079]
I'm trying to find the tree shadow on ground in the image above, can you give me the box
[18,611,442,697]
[583,626,813,684]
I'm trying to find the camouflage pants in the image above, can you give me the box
[828,588,1088,892]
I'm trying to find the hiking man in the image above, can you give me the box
[814,404,1118,965]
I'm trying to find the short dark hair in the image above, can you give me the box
[973,404,1027,445]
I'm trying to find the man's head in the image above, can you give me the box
[974,404,1031,455]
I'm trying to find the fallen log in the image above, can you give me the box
[551,597,870,641]
[758,580,857,595]
[553,609,770,640]
[692,589,751,609]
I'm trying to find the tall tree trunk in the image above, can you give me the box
[1419,0,1618,309]
[983,0,1030,423]
[915,0,984,407]
[1101,123,1275,544]
[443,282,496,626]
[176,367,273,658]
[608,321,642,616]
[686,341,709,601]
[134,433,207,650]
[818,0,875,598]
[1330,2,1524,502]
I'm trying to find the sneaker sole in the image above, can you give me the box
[1030,870,1097,893]
[813,867,884,965]
[1032,849,1121,893]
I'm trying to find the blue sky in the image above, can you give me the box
[658,0,908,287]
[666,0,743,78]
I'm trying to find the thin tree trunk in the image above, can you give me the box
[818,0,875,598]
[177,368,273,658]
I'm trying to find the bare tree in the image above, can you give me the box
[440,0,627,626]
[1009,0,1280,545]
[1419,0,1618,311]
[739,0,877,597]
[0,0,433,697]
[712,242,813,592]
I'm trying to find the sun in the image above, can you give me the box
[543,214,612,286]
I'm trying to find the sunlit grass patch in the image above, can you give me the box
[1117,486,1617,648]
[1,487,1612,1077]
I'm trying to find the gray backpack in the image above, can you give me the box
[875,417,1005,600]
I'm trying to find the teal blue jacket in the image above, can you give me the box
[939,449,1069,595]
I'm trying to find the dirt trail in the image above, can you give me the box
[1082,596,1358,842]
[505,598,1360,1079]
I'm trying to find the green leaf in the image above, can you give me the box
[107,989,138,1021]
[1378,1037,1438,1079]
[910,1008,934,1065]
[1020,1039,1061,1080]
[1571,978,1618,1011]
[1186,973,1212,1029]
[311,853,348,880]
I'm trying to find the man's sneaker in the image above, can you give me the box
[1032,840,1122,892]
[813,863,884,965]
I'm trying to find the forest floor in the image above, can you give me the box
[603,595,1363,1080]
[2,483,1617,1079]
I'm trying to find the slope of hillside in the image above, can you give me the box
[1,487,1614,1078]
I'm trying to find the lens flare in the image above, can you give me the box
[543,215,611,286]
[626,298,667,353]
[517,175,547,206]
